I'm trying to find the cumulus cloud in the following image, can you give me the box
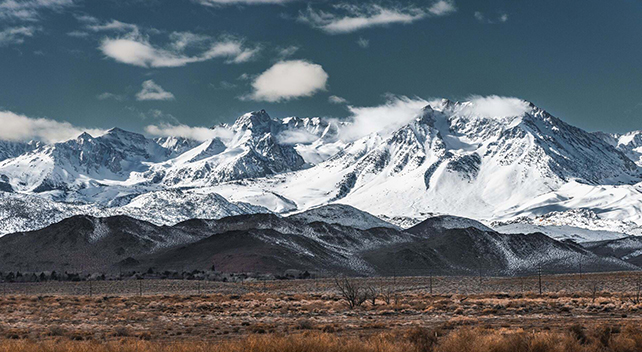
[246,60,328,102]
[0,0,75,22]
[136,80,175,101]
[0,26,36,46]
[328,95,348,104]
[337,95,428,142]
[297,1,456,34]
[195,0,295,5]
[145,124,235,142]
[455,95,529,118]
[100,36,259,68]
[0,110,105,143]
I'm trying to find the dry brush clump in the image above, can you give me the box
[3,325,642,352]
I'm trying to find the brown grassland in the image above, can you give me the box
[2,272,642,351]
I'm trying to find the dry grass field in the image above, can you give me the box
[1,272,642,351]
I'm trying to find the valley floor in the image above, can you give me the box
[1,272,642,351]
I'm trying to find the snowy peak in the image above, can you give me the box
[232,109,277,134]
[0,140,41,162]
[155,136,202,156]
[288,204,400,230]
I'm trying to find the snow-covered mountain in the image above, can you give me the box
[1,100,641,241]
[0,190,268,236]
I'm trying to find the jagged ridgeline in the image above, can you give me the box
[0,100,641,244]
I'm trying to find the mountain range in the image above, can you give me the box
[1,205,636,276]
[1,99,642,245]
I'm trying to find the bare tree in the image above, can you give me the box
[366,284,379,306]
[591,281,600,303]
[334,276,368,309]
[630,274,642,304]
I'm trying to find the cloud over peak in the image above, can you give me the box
[246,60,329,102]
[145,124,234,142]
[298,1,456,34]
[0,110,105,143]
[136,80,175,101]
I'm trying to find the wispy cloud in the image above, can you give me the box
[72,16,260,68]
[474,11,508,24]
[97,92,126,101]
[244,60,329,102]
[328,95,348,104]
[100,36,260,68]
[0,110,105,143]
[0,0,75,22]
[453,95,529,118]
[145,123,234,142]
[276,45,299,59]
[195,0,295,6]
[297,1,456,34]
[337,95,428,141]
[356,37,369,48]
[136,80,175,101]
[0,26,37,46]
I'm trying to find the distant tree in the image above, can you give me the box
[5,272,15,282]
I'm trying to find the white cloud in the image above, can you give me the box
[136,80,175,101]
[337,95,428,142]
[276,129,320,144]
[67,30,89,38]
[356,37,369,48]
[474,11,508,24]
[100,36,259,68]
[0,26,36,46]
[428,0,456,16]
[97,92,126,101]
[455,95,529,118]
[88,17,262,68]
[0,0,75,22]
[195,0,294,5]
[145,124,234,142]
[328,95,348,104]
[247,60,328,102]
[297,2,456,34]
[276,45,299,59]
[0,110,105,143]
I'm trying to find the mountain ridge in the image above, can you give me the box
[1,98,641,241]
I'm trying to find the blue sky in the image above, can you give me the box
[0,0,641,142]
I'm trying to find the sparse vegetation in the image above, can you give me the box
[0,273,641,351]
[4,326,642,351]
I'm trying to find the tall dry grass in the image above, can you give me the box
[2,324,642,352]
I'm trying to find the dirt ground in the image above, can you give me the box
[1,271,641,342]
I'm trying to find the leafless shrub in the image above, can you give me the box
[334,276,367,309]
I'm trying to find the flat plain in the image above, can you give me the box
[1,272,642,351]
